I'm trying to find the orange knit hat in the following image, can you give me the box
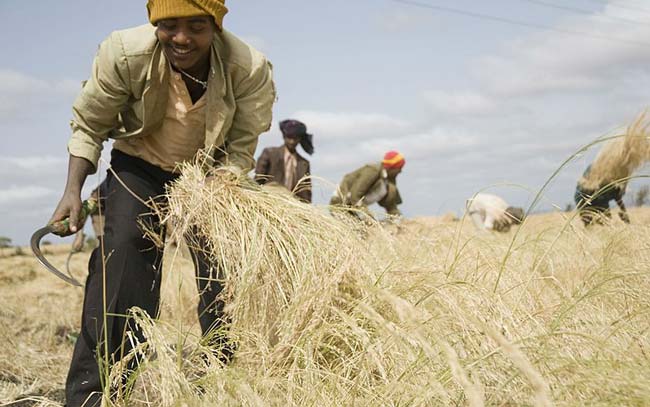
[147,0,228,29]
[382,151,405,169]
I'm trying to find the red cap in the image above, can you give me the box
[382,151,405,169]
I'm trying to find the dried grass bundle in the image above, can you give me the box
[146,163,468,405]
[579,111,650,190]
[160,164,368,362]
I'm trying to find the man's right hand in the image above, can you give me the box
[48,155,94,236]
[49,192,84,236]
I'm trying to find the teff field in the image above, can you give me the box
[1,169,649,406]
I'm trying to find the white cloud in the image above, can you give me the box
[475,6,650,97]
[312,125,481,175]
[0,70,51,94]
[0,155,67,175]
[290,110,410,141]
[0,70,79,96]
[480,60,603,96]
[0,185,57,205]
[356,127,481,163]
[0,69,79,118]
[422,90,497,115]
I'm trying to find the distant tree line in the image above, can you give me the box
[0,236,11,248]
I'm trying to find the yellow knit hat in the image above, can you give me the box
[147,0,228,29]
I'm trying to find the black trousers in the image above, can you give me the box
[65,150,229,407]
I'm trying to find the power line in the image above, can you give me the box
[387,0,650,47]
[580,0,650,16]
[519,0,650,27]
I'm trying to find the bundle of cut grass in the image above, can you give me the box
[146,164,409,398]
[160,165,374,365]
[579,111,650,191]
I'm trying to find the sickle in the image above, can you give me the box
[31,225,83,287]
[66,250,76,280]
[30,199,99,287]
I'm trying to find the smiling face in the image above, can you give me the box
[156,16,216,73]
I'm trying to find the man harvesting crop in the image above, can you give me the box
[330,151,405,219]
[575,165,630,226]
[255,119,314,203]
[573,113,650,227]
[465,193,524,232]
[48,1,275,405]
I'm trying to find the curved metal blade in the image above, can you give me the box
[66,251,77,282]
[30,226,83,287]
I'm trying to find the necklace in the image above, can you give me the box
[177,67,208,90]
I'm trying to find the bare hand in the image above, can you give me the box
[47,155,93,236]
[49,192,84,236]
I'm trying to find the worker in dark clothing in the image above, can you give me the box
[575,165,630,226]
[255,119,314,203]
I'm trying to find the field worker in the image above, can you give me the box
[466,193,525,232]
[573,114,650,226]
[330,151,405,219]
[47,1,276,405]
[574,165,630,226]
[255,119,314,202]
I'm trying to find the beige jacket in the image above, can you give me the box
[68,24,276,172]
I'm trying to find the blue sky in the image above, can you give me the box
[2,0,650,244]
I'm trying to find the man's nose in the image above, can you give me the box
[173,30,191,45]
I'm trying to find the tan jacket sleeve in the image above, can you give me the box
[349,166,381,205]
[221,60,276,172]
[67,32,131,172]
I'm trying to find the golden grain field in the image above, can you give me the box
[1,200,649,406]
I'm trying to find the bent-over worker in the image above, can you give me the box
[330,151,405,219]
[574,165,630,226]
[466,193,524,232]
